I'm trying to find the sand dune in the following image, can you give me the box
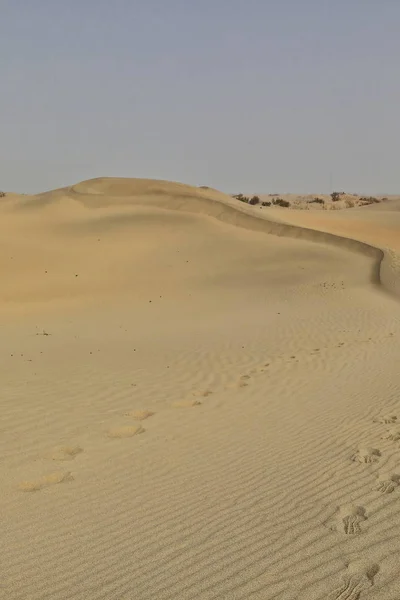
[1,178,400,599]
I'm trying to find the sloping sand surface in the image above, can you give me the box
[1,178,400,599]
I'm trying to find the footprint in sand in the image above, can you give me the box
[171,400,201,408]
[125,409,155,421]
[19,471,73,492]
[375,471,400,494]
[237,379,249,387]
[192,389,212,398]
[328,561,377,599]
[373,414,397,425]
[225,374,252,389]
[107,424,144,438]
[350,447,381,464]
[50,445,83,461]
[226,380,248,390]
[382,426,400,442]
[336,505,367,535]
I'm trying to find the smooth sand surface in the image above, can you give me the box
[1,178,400,599]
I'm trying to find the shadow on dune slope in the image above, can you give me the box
[27,177,400,299]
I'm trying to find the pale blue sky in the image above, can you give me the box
[1,0,400,194]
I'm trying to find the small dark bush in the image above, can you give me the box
[262,201,271,207]
[0,191,5,198]
[248,195,260,205]
[272,198,290,208]
[331,192,341,202]
[310,197,324,204]
[232,193,250,203]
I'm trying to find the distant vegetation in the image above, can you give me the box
[231,190,384,210]
[232,193,291,208]
[358,196,381,205]
[331,192,382,207]
[272,197,290,208]
[232,193,249,203]
[344,198,355,208]
[0,191,5,198]
[232,194,261,205]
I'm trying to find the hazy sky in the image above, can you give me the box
[1,0,400,194]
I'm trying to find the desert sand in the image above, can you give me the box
[1,178,400,599]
